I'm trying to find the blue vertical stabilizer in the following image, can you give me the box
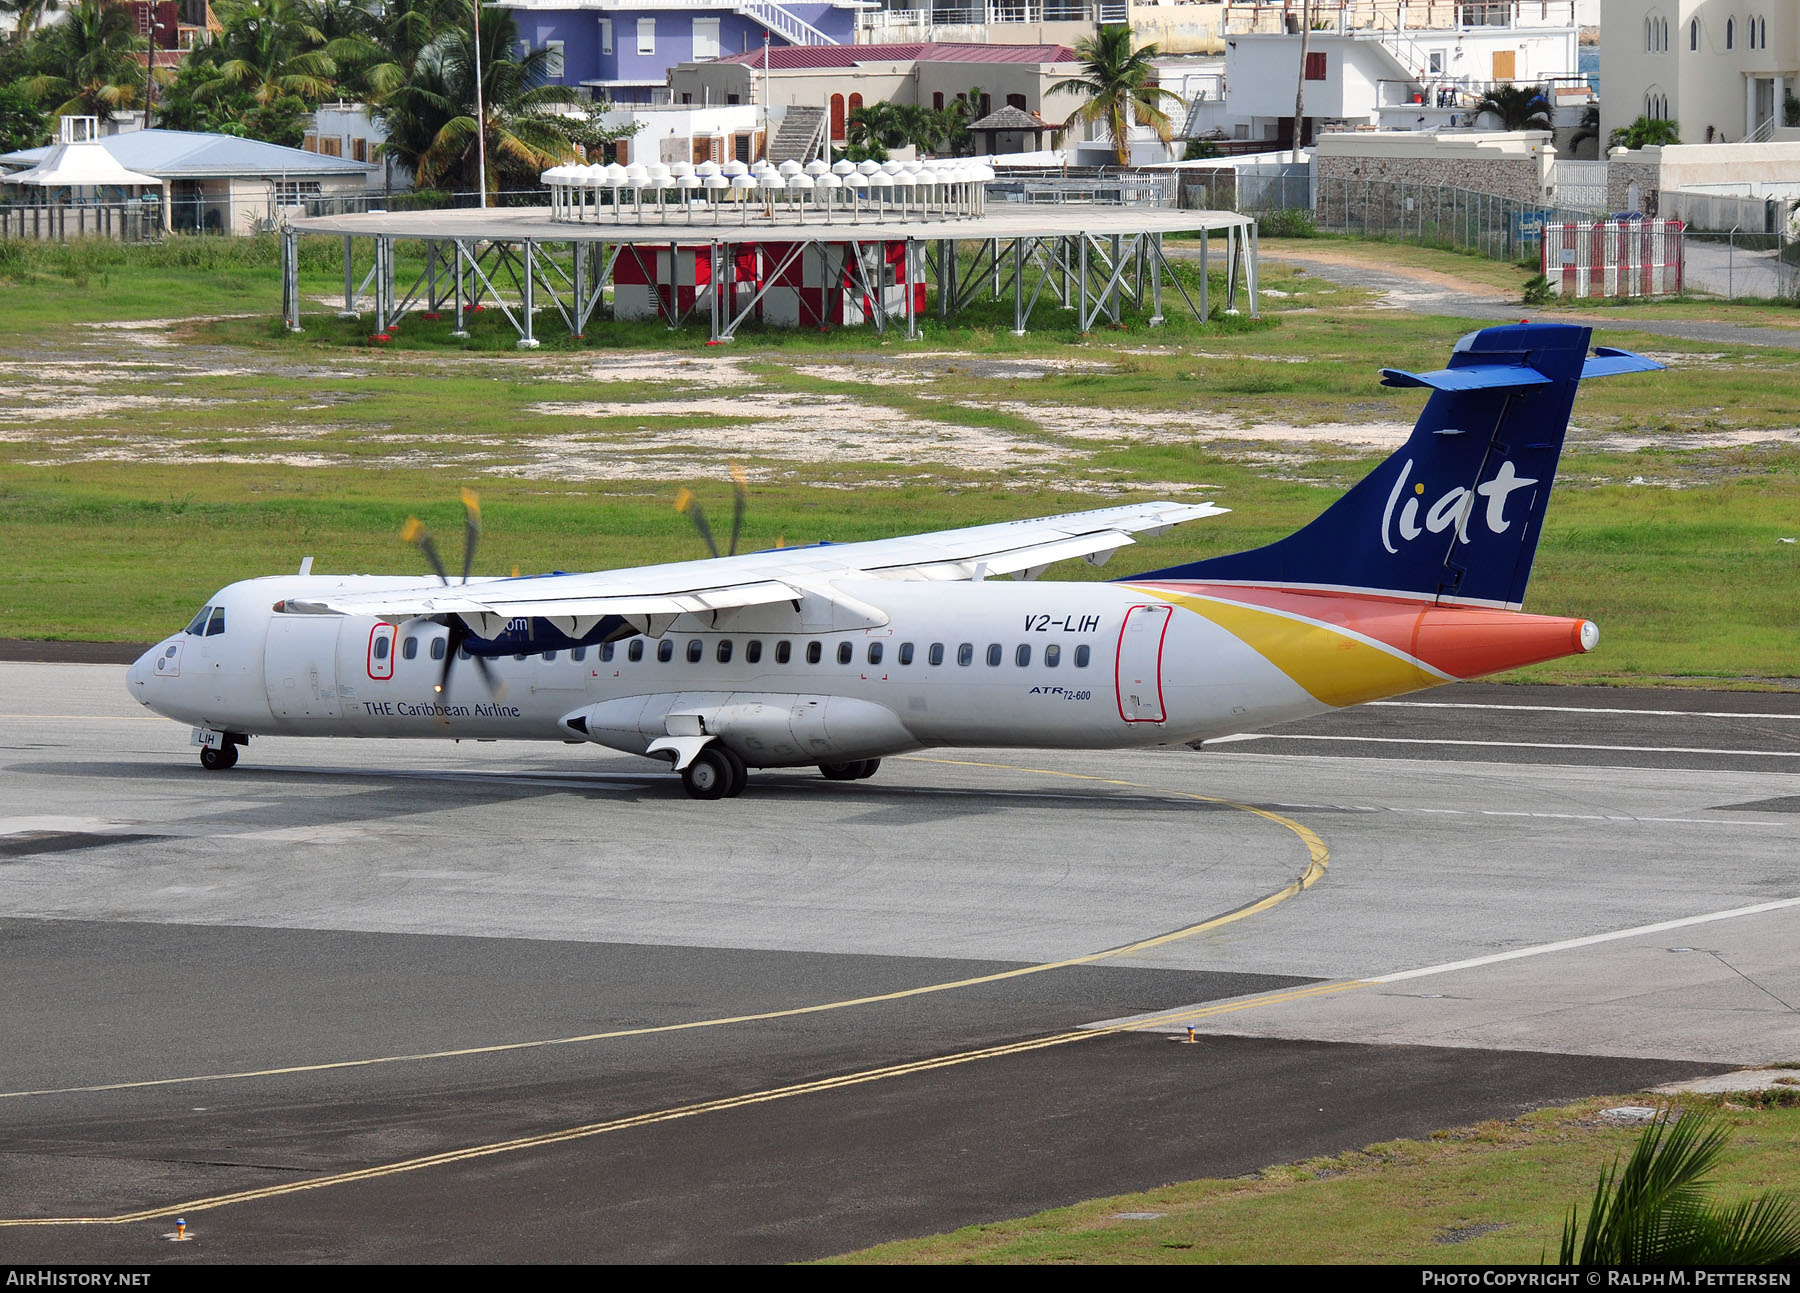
[1131,324,1661,609]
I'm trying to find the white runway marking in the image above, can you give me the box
[1370,897,1800,984]
[1258,803,1789,827]
[1370,701,1800,720]
[1208,733,1800,758]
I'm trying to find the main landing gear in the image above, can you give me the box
[681,745,748,800]
[819,759,880,782]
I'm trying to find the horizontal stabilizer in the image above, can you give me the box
[1582,348,1666,380]
[1379,364,1552,392]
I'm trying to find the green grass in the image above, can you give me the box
[825,1092,1800,1264]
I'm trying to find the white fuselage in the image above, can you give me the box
[127,573,1337,766]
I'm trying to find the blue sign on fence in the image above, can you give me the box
[1513,211,1551,240]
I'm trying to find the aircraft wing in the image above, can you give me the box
[282,500,1225,634]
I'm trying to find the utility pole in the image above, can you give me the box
[761,31,770,162]
[1292,0,1312,164]
[473,0,489,208]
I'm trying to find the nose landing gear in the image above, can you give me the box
[199,742,239,771]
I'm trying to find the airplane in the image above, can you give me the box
[127,322,1660,799]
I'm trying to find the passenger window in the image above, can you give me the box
[1016,644,1030,667]
[431,638,446,661]
[543,650,557,661]
[775,640,791,665]
[867,642,883,665]
[657,639,674,663]
[686,639,703,664]
[837,641,853,665]
[206,607,226,636]
[599,643,613,662]
[458,645,471,661]
[986,643,1002,667]
[957,643,973,666]
[1045,644,1061,668]
[806,641,822,665]
[373,636,390,661]
[899,643,914,665]
[717,640,733,663]
[514,653,528,662]
[929,643,944,666]
[185,606,211,635]
[628,639,644,662]
[746,640,762,664]
[402,636,418,660]
[1075,645,1091,668]
[572,646,588,661]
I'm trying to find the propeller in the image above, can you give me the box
[675,464,751,558]
[403,488,506,703]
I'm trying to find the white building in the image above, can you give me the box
[1187,1,1582,148]
[1600,0,1799,145]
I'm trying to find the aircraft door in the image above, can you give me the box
[366,623,396,681]
[1116,604,1171,723]
[264,615,343,719]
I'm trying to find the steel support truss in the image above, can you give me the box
[282,222,1257,342]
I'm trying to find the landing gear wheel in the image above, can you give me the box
[682,747,733,800]
[199,742,238,771]
[718,746,748,798]
[854,758,880,780]
[819,759,867,781]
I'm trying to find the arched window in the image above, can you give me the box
[1689,18,1699,51]
[830,93,845,141]
[1662,19,1669,50]
[932,91,944,111]
[1006,92,1026,110]
[1725,17,1734,49]
[1645,16,1653,51]
[848,92,863,115]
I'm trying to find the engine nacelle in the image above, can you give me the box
[559,692,919,767]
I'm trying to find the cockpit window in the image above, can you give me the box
[185,606,212,635]
[206,607,227,636]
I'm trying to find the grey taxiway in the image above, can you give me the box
[0,661,1794,1262]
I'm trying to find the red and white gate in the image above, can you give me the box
[1541,219,1685,299]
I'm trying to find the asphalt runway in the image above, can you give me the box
[1,663,1795,1263]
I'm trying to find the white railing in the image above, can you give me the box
[1748,113,1779,144]
[1223,1,1578,37]
[857,1,1103,37]
[743,0,838,45]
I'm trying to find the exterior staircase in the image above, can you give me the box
[767,104,827,164]
[743,1,838,46]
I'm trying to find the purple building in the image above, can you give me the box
[504,1,863,104]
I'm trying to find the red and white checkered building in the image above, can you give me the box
[612,240,924,328]
[612,244,764,323]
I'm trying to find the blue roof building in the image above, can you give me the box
[504,1,864,104]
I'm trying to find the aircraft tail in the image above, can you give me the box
[1133,323,1660,610]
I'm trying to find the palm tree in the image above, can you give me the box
[1556,1108,1800,1266]
[1473,83,1551,131]
[19,0,144,119]
[1609,114,1681,150]
[1,0,60,50]
[1568,104,1600,158]
[376,5,580,196]
[202,0,342,105]
[1048,25,1181,167]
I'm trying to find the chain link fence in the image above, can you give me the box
[1680,230,1800,301]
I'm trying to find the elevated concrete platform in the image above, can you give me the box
[280,203,1259,343]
